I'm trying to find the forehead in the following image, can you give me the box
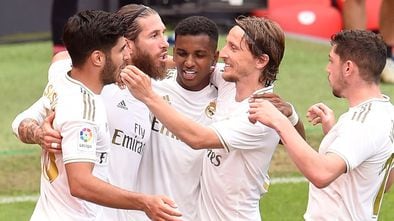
[329,45,339,58]
[175,35,214,51]
[227,26,245,44]
[137,13,165,34]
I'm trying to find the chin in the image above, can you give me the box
[222,73,236,82]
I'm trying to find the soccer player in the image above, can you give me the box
[12,5,181,221]
[130,16,220,221]
[14,12,304,221]
[131,15,305,221]
[14,9,181,221]
[121,16,286,220]
[248,29,394,220]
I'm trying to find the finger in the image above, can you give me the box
[160,206,182,218]
[46,147,62,154]
[120,71,131,83]
[248,102,263,109]
[50,142,60,149]
[46,131,62,139]
[45,111,56,124]
[42,141,62,153]
[129,65,147,76]
[261,92,277,98]
[252,92,276,99]
[315,103,332,115]
[310,105,325,118]
[248,115,257,124]
[311,117,322,125]
[161,196,178,209]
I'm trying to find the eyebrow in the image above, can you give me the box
[120,43,127,52]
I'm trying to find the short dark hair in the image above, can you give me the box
[331,30,387,83]
[235,16,285,86]
[174,16,219,51]
[117,4,158,41]
[62,10,127,67]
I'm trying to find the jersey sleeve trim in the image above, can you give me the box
[210,125,230,152]
[326,150,350,173]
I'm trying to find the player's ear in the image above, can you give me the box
[90,50,105,67]
[125,38,134,56]
[256,54,269,70]
[211,51,219,71]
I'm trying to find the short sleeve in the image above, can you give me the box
[48,59,72,82]
[327,121,375,171]
[210,114,279,152]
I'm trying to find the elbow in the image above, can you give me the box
[311,181,330,189]
[179,128,215,150]
[187,140,206,150]
[68,179,89,199]
[308,175,333,189]
[69,182,84,198]
[180,133,208,150]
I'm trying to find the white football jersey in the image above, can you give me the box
[196,70,280,221]
[304,96,394,221]
[30,61,110,221]
[99,84,151,221]
[133,70,218,221]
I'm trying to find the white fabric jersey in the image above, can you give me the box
[304,96,394,221]
[49,59,151,221]
[132,70,218,221]
[30,61,110,221]
[99,84,151,221]
[196,70,280,221]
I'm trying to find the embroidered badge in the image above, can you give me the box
[78,127,94,151]
[205,101,216,119]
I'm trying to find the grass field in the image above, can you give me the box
[0,37,393,220]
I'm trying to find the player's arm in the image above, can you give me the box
[121,65,223,150]
[12,96,46,142]
[65,162,182,220]
[248,99,346,188]
[252,93,306,140]
[12,96,62,153]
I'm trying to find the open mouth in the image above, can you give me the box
[159,52,168,62]
[223,63,231,72]
[182,70,197,80]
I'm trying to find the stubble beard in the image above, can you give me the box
[222,71,237,83]
[132,47,166,80]
[101,56,118,85]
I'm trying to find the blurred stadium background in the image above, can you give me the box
[0,0,382,43]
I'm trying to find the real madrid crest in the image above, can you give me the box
[205,101,216,118]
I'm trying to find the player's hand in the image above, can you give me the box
[248,97,287,128]
[39,111,62,153]
[306,103,335,134]
[120,65,154,103]
[143,195,182,221]
[252,92,292,117]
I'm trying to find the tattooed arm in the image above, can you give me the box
[17,118,43,144]
[12,97,62,152]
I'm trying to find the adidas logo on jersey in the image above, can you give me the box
[117,100,128,110]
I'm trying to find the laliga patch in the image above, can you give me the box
[78,127,94,151]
